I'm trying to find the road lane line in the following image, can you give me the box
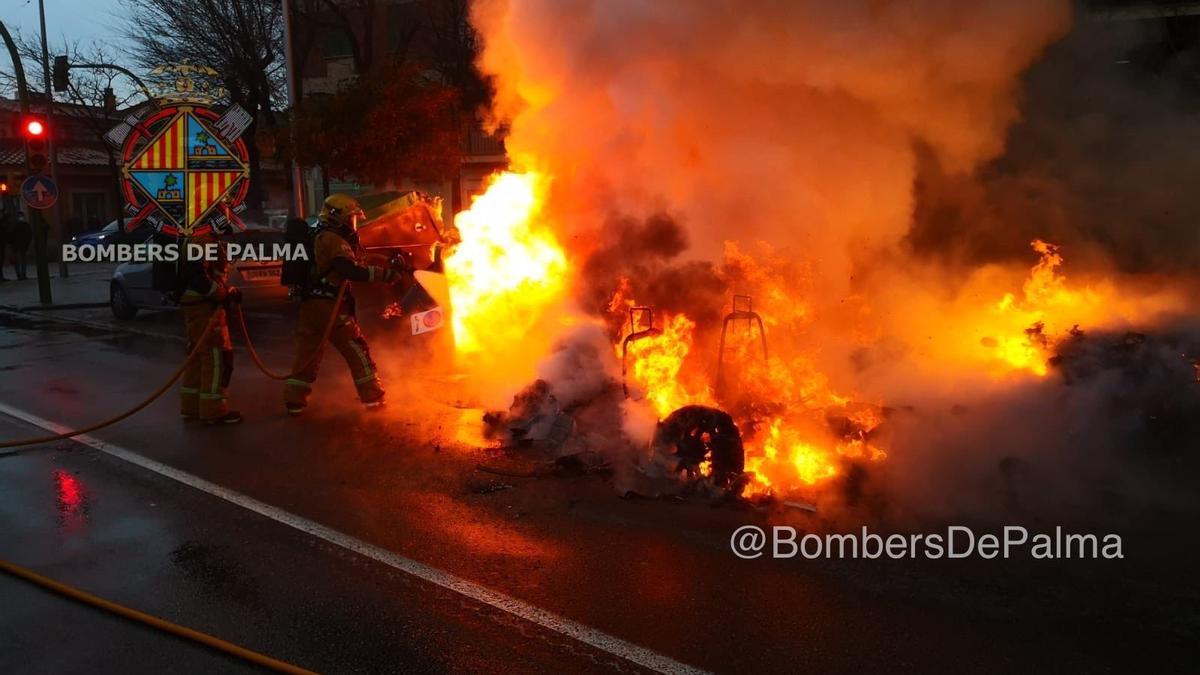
[0,402,709,675]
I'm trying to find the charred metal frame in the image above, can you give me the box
[621,306,662,397]
[716,295,768,394]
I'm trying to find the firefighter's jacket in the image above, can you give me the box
[180,233,229,305]
[307,227,388,307]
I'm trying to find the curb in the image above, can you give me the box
[0,307,184,343]
[14,302,110,311]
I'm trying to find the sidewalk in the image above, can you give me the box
[0,261,292,343]
[0,262,181,340]
[0,262,116,311]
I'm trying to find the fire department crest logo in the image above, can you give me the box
[108,65,253,236]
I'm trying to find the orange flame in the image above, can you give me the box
[982,239,1096,376]
[617,291,885,496]
[621,313,715,416]
[446,171,567,355]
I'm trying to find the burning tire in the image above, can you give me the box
[652,405,747,492]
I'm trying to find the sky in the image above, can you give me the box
[2,0,133,98]
[2,0,126,60]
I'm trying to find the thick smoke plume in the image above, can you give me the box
[910,17,1200,273]
[473,0,1072,285]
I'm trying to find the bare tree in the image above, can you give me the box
[119,0,285,209]
[420,0,489,112]
[286,0,479,101]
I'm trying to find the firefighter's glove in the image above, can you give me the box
[381,257,412,285]
[381,268,405,285]
[388,252,414,275]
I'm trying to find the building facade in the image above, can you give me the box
[0,98,124,241]
[291,0,507,217]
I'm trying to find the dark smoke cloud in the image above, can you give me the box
[872,319,1200,523]
[578,213,727,339]
[909,16,1200,273]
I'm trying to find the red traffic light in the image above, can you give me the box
[24,119,46,137]
[0,182,8,193]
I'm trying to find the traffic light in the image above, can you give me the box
[0,179,8,194]
[23,116,49,175]
[53,55,70,92]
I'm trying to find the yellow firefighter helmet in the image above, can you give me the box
[319,193,366,232]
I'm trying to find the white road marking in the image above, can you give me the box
[0,402,709,675]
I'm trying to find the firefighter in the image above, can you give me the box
[179,230,242,425]
[283,194,405,415]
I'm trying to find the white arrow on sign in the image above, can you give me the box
[21,175,58,209]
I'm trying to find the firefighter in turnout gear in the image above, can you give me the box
[283,194,405,415]
[180,231,242,425]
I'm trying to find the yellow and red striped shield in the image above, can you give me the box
[124,106,249,233]
[131,115,187,170]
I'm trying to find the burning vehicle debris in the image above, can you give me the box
[470,275,896,505]
[446,157,1195,515]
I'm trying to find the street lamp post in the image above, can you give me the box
[37,0,67,278]
[281,0,306,218]
[0,20,52,304]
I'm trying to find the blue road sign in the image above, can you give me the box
[21,175,58,210]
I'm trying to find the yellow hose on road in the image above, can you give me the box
[0,311,223,449]
[0,556,317,674]
[0,307,319,671]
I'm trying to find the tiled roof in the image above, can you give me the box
[0,96,133,119]
[0,145,113,167]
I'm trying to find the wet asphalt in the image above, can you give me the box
[0,307,1197,674]
[0,416,627,674]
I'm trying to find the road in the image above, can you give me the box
[0,301,1196,674]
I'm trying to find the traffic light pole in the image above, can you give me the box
[38,0,66,279]
[281,0,306,218]
[0,20,52,304]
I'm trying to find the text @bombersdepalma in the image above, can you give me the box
[729,525,1124,560]
[61,242,309,264]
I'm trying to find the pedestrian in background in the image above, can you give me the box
[0,211,10,283]
[11,212,31,280]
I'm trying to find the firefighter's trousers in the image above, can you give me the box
[283,298,384,408]
[180,302,233,420]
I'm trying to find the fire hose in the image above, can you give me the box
[232,283,347,381]
[0,284,350,450]
[0,556,315,674]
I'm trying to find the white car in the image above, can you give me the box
[109,228,288,319]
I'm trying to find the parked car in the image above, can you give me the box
[109,228,288,319]
[72,219,155,250]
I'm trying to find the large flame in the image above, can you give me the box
[621,313,715,415]
[982,240,1097,376]
[970,239,1186,378]
[616,264,887,496]
[446,171,567,355]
